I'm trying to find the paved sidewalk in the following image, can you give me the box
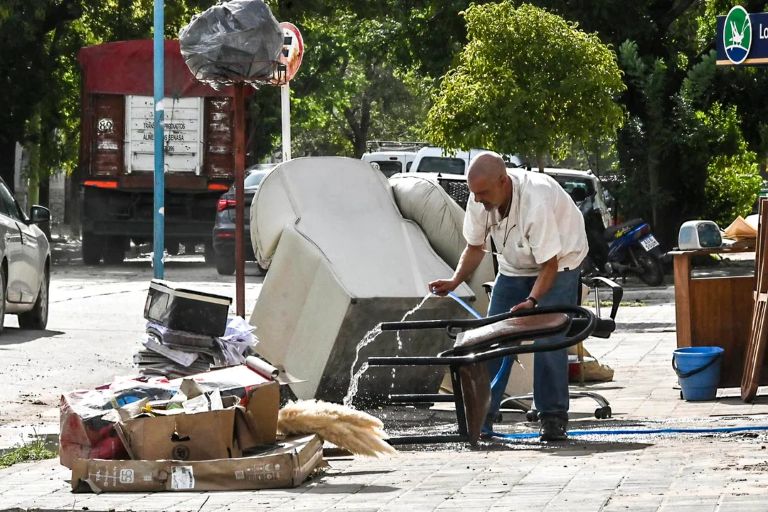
[3,302,768,511]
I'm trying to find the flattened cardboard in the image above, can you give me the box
[120,408,239,461]
[72,434,323,493]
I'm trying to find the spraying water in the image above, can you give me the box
[343,293,432,407]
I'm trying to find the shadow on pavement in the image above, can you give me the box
[0,328,65,346]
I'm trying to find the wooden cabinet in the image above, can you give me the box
[672,249,765,388]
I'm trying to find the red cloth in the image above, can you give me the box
[78,40,237,97]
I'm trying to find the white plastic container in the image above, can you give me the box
[678,220,722,250]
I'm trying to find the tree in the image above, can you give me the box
[424,2,625,169]
[0,0,83,192]
[278,11,429,158]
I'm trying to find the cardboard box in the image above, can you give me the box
[71,435,323,493]
[59,383,177,468]
[172,365,280,449]
[118,408,240,461]
[60,365,279,469]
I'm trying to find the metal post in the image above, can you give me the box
[281,84,291,161]
[233,83,246,318]
[153,0,165,278]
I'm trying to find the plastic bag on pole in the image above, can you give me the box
[179,0,283,84]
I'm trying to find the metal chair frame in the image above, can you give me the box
[368,305,612,445]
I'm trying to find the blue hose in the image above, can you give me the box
[446,291,483,320]
[445,291,511,391]
[487,424,768,440]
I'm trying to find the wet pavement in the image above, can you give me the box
[1,253,768,510]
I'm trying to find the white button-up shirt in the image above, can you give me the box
[463,169,588,277]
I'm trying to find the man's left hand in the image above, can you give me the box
[511,299,535,312]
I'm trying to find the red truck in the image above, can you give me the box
[77,40,239,264]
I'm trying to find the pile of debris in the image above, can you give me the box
[133,280,256,378]
[60,278,394,494]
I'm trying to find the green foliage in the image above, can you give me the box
[424,2,625,166]
[0,439,57,468]
[282,10,431,157]
[692,104,762,225]
[705,153,761,225]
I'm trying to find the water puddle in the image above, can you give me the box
[343,293,432,407]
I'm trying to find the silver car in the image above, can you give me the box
[0,179,51,331]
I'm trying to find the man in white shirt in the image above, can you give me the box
[429,152,588,441]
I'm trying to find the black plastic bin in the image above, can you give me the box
[144,280,232,337]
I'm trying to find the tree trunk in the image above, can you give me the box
[38,174,49,208]
[0,139,16,193]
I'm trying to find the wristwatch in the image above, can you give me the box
[526,296,538,307]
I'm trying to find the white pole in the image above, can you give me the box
[281,84,291,162]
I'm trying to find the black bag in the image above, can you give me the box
[179,0,283,84]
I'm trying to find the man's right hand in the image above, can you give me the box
[428,278,459,296]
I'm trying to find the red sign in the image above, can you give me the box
[275,22,304,84]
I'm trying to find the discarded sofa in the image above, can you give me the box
[249,157,475,403]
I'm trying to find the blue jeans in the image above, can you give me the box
[486,269,580,424]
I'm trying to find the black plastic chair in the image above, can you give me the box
[482,276,623,420]
[367,304,615,446]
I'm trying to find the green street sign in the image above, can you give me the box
[723,5,752,64]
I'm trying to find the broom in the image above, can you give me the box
[277,400,396,457]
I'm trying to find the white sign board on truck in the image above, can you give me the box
[125,96,204,174]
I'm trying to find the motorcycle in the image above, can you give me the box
[575,189,665,287]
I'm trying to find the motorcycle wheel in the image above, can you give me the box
[636,250,664,286]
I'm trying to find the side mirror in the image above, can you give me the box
[30,205,51,224]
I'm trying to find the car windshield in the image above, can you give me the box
[417,157,465,175]
[244,170,269,189]
[551,175,596,198]
[370,160,402,178]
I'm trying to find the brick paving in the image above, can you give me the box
[2,298,768,511]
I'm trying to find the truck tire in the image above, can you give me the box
[216,255,235,275]
[103,236,127,264]
[18,265,48,330]
[82,232,104,265]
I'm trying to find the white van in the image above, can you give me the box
[361,151,417,177]
[409,146,523,175]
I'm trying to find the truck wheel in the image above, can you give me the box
[82,232,104,265]
[103,236,127,264]
[216,255,235,275]
[18,265,48,330]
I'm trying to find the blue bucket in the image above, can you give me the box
[673,346,724,401]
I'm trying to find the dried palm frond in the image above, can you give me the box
[278,400,396,457]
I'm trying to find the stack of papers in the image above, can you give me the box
[134,319,257,378]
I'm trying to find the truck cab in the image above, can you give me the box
[409,146,524,175]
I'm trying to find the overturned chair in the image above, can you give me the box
[492,275,624,421]
[367,304,617,446]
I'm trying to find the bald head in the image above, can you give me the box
[467,152,511,212]
[467,152,507,183]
